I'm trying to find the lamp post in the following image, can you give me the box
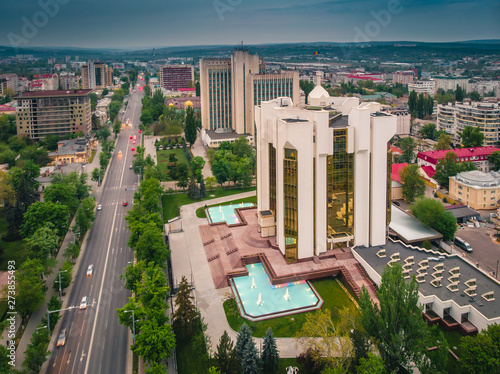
[47,306,75,332]
[124,310,136,342]
[56,270,68,302]
[35,325,47,336]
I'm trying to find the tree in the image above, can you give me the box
[185,106,197,146]
[196,81,200,96]
[460,324,500,374]
[191,156,206,183]
[132,318,176,365]
[113,120,121,137]
[359,263,429,373]
[63,242,81,263]
[99,151,111,170]
[0,346,12,373]
[435,132,452,150]
[214,331,240,374]
[300,80,316,104]
[187,178,200,201]
[241,337,261,374]
[134,225,170,267]
[96,126,111,142]
[296,308,353,371]
[144,363,167,374]
[468,91,481,101]
[455,85,464,101]
[120,261,147,293]
[419,123,437,140]
[46,296,62,331]
[400,164,425,202]
[16,259,46,324]
[26,223,59,273]
[21,201,69,238]
[91,167,101,185]
[53,261,73,292]
[262,328,279,374]
[173,276,199,340]
[176,163,189,188]
[43,181,78,213]
[408,91,418,117]
[236,323,253,357]
[355,354,386,374]
[117,297,146,333]
[433,152,461,188]
[411,198,457,241]
[489,151,500,170]
[22,326,50,372]
[460,126,484,147]
[399,137,415,163]
[73,205,92,239]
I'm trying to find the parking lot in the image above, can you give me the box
[454,226,500,277]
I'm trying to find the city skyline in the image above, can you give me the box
[0,0,499,49]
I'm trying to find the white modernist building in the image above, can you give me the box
[255,96,396,262]
[408,80,437,96]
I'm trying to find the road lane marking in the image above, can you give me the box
[70,342,79,373]
[83,203,119,374]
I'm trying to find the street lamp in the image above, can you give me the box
[47,305,75,331]
[35,325,47,336]
[56,270,68,302]
[124,310,136,342]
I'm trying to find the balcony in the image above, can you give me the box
[440,314,459,331]
[423,310,440,325]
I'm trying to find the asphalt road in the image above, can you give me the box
[455,226,500,277]
[46,76,145,374]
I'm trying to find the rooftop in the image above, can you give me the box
[389,206,443,243]
[417,146,500,164]
[444,205,481,220]
[454,170,500,188]
[14,89,92,98]
[49,138,90,157]
[392,163,408,183]
[355,239,500,320]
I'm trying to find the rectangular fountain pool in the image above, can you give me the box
[206,202,255,225]
[231,263,323,321]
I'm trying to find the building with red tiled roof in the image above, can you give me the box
[420,165,436,179]
[417,146,500,173]
[392,163,408,183]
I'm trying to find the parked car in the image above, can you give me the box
[393,201,400,206]
[56,329,66,347]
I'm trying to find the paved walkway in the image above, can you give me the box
[190,131,213,179]
[168,191,303,357]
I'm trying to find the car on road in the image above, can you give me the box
[132,141,136,145]
[80,296,88,310]
[138,130,141,133]
[97,204,102,211]
[131,147,135,151]
[129,164,132,169]
[87,264,94,277]
[122,201,128,206]
[56,329,66,347]
[129,136,133,139]
[454,237,473,252]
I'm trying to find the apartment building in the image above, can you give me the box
[81,61,113,89]
[417,146,500,172]
[159,65,194,91]
[437,100,500,146]
[408,80,437,96]
[434,76,469,92]
[15,89,92,140]
[393,71,414,85]
[449,170,500,210]
[199,49,299,147]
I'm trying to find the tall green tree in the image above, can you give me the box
[173,276,198,340]
[410,198,457,241]
[435,132,452,150]
[185,106,197,146]
[134,225,170,267]
[214,331,241,374]
[398,137,415,163]
[433,152,463,188]
[459,323,500,374]
[16,259,46,324]
[132,317,176,365]
[455,85,464,101]
[460,126,485,147]
[355,354,386,374]
[22,326,50,372]
[408,91,418,118]
[489,151,500,170]
[241,337,261,374]
[43,181,78,213]
[113,120,121,137]
[262,328,279,374]
[96,126,111,142]
[21,201,70,238]
[236,323,253,358]
[359,263,429,373]
[419,123,438,140]
[300,80,315,104]
[400,164,425,202]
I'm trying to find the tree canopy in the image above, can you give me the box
[411,198,457,241]
[460,126,484,147]
[400,164,425,202]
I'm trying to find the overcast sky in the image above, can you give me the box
[0,0,499,49]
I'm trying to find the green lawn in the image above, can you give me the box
[156,149,190,178]
[196,196,257,218]
[224,277,357,338]
[161,187,256,221]
[439,326,463,373]
[0,209,27,271]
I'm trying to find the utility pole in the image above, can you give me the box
[56,270,68,302]
[47,305,75,331]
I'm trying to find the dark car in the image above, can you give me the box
[393,201,400,206]
[122,201,128,206]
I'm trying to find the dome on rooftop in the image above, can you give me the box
[168,103,174,107]
[184,100,193,107]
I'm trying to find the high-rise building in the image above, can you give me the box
[255,96,396,262]
[393,71,414,85]
[159,65,194,91]
[15,89,92,140]
[437,100,500,146]
[434,76,469,92]
[81,62,113,89]
[200,49,299,147]
[0,78,7,96]
[408,80,437,96]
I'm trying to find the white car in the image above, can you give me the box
[80,296,88,310]
[56,329,66,347]
[86,264,94,277]
[97,204,102,211]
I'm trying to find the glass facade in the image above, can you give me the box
[269,144,276,214]
[326,129,354,243]
[283,148,298,262]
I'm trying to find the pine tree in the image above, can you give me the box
[185,106,197,146]
[236,323,252,357]
[173,276,198,340]
[214,331,241,374]
[241,337,261,374]
[261,328,279,374]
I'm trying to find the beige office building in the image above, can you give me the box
[15,89,92,140]
[449,170,500,210]
[82,62,113,89]
[200,49,299,147]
